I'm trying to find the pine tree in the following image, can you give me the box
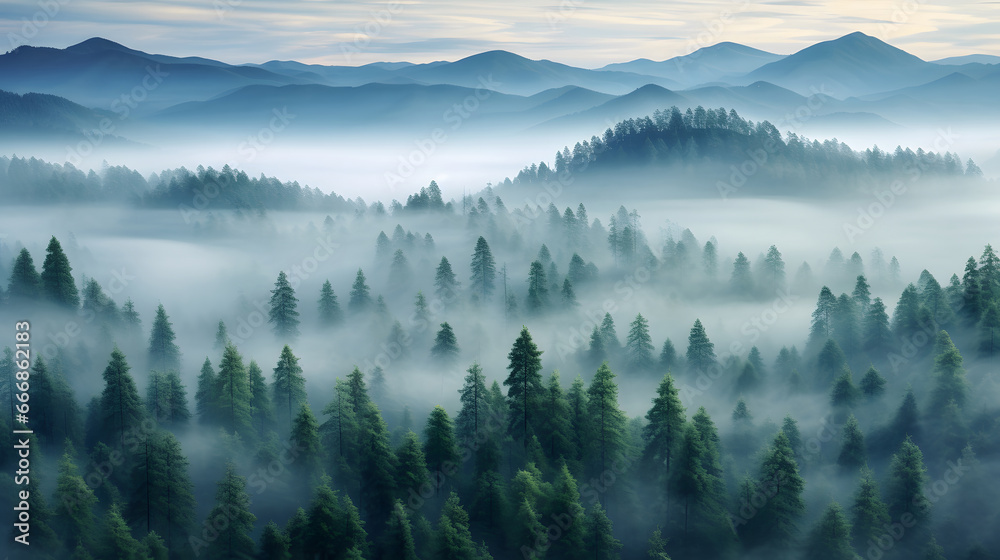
[685,319,716,374]
[121,298,141,329]
[268,271,300,339]
[214,320,230,349]
[53,442,98,550]
[599,313,621,356]
[837,415,867,471]
[852,275,872,315]
[584,502,623,560]
[886,437,930,528]
[504,327,544,447]
[144,532,169,560]
[272,345,307,429]
[433,492,479,559]
[41,236,80,308]
[830,367,859,411]
[470,236,497,302]
[659,339,677,371]
[349,268,373,312]
[195,357,218,426]
[587,362,628,477]
[929,330,968,413]
[456,363,490,446]
[588,326,607,366]
[99,347,145,448]
[389,249,412,290]
[525,260,548,312]
[744,431,805,548]
[290,403,323,489]
[201,464,257,559]
[850,466,889,550]
[809,286,837,348]
[731,399,752,424]
[538,371,574,464]
[736,362,760,394]
[642,373,686,491]
[147,370,190,427]
[730,252,753,294]
[863,297,892,355]
[435,256,460,303]
[431,322,460,363]
[285,507,308,560]
[424,405,459,484]
[148,304,181,373]
[395,430,431,499]
[126,430,196,553]
[258,521,291,560]
[804,503,856,560]
[626,313,655,371]
[859,366,886,399]
[561,278,578,307]
[962,256,983,326]
[318,280,343,326]
[762,245,786,291]
[98,505,146,560]
[382,500,419,560]
[215,343,252,436]
[546,464,587,559]
[247,360,272,438]
[817,339,847,388]
[8,247,41,302]
[978,303,1000,358]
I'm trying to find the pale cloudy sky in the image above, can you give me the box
[2,0,998,66]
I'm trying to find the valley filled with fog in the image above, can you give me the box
[1,30,999,560]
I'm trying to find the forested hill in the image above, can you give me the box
[508,106,982,196]
[0,156,353,211]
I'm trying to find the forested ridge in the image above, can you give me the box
[2,178,999,560]
[0,105,983,210]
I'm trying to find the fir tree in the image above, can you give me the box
[526,260,548,312]
[859,366,886,399]
[686,319,716,374]
[41,236,80,308]
[730,252,753,294]
[600,313,621,355]
[433,493,479,560]
[290,403,323,489]
[470,236,497,302]
[435,256,460,303]
[214,320,229,349]
[626,313,655,371]
[258,521,291,560]
[53,442,98,550]
[215,343,252,436]
[929,330,968,413]
[539,371,574,464]
[395,431,431,500]
[201,464,257,559]
[272,345,307,428]
[659,339,677,371]
[587,362,629,477]
[431,322,460,363]
[837,415,867,471]
[561,278,578,307]
[456,363,490,446]
[318,280,343,326]
[804,503,856,560]
[195,358,218,426]
[148,304,181,373]
[504,327,545,447]
[382,500,419,560]
[642,373,686,492]
[247,360,272,439]
[98,505,146,560]
[349,268,373,312]
[424,405,459,487]
[886,437,931,528]
[584,503,623,560]
[850,466,889,550]
[744,431,805,548]
[863,297,892,355]
[8,247,41,302]
[268,271,300,339]
[98,347,145,448]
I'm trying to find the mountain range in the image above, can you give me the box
[0,32,996,155]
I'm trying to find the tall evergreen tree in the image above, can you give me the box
[53,443,98,551]
[852,275,872,315]
[804,503,856,560]
[762,245,786,291]
[424,405,459,484]
[431,322,460,363]
[730,252,753,294]
[290,403,324,489]
[809,286,837,348]
[850,466,889,551]
[272,345,307,429]
[148,304,181,373]
[349,268,373,312]
[214,320,229,349]
[685,319,716,374]
[8,247,41,302]
[600,313,621,356]
[539,371,574,464]
[41,236,80,308]
[201,464,257,559]
[584,503,622,560]
[455,363,490,446]
[642,373,686,494]
[434,493,479,560]
[504,327,545,447]
[435,256,460,302]
[929,330,968,413]
[98,505,146,560]
[215,343,252,436]
[587,362,629,477]
[247,360,272,439]
[626,313,655,371]
[382,500,419,560]
[837,415,867,471]
[195,357,218,426]
[743,431,805,548]
[268,271,300,339]
[395,430,430,501]
[470,236,497,302]
[863,297,892,356]
[659,339,677,371]
[859,366,886,399]
[318,280,343,326]
[98,347,145,448]
[258,522,290,560]
[978,303,1000,358]
[886,437,931,529]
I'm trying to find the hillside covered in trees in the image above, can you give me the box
[2,161,999,560]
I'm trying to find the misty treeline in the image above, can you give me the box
[2,182,999,560]
[511,106,982,196]
[0,105,986,211]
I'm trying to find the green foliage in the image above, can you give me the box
[98,347,145,448]
[850,467,889,550]
[431,322,460,362]
[268,271,300,339]
[505,327,545,446]
[470,236,497,301]
[586,362,629,476]
[272,345,306,428]
[148,304,181,373]
[626,313,655,371]
[40,236,80,307]
[349,268,373,312]
[804,502,856,560]
[201,464,257,559]
[318,279,343,326]
[837,415,867,471]
[8,247,42,301]
[685,319,716,374]
[584,502,622,560]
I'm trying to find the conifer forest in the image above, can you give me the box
[1,10,1000,560]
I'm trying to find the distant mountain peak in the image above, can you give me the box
[66,37,131,52]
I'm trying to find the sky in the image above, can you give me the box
[2,0,998,67]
